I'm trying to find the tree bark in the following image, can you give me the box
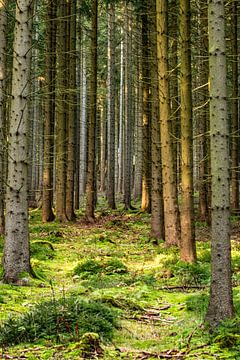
[107,2,116,209]
[230,0,239,212]
[55,0,67,222]
[0,0,7,234]
[179,0,196,262]
[3,0,33,283]
[205,0,234,327]
[141,1,151,213]
[85,0,98,222]
[150,0,164,240]
[66,0,77,221]
[42,0,56,222]
[157,0,180,246]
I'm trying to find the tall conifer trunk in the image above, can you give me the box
[3,0,33,283]
[179,0,196,262]
[0,0,7,234]
[42,0,56,222]
[85,0,98,221]
[156,0,180,246]
[230,0,239,211]
[55,0,67,222]
[66,0,77,221]
[206,0,234,327]
[141,0,151,212]
[107,2,116,209]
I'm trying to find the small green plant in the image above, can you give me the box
[170,261,210,286]
[211,319,240,349]
[0,296,118,346]
[73,258,128,279]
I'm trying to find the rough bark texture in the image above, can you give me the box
[150,0,164,240]
[0,0,7,234]
[124,3,133,210]
[179,0,196,262]
[205,0,234,327]
[85,0,98,222]
[141,1,151,213]
[118,33,124,194]
[55,0,67,222]
[66,0,77,221]
[196,0,209,222]
[107,2,116,209]
[157,0,180,246]
[42,0,56,222]
[3,0,33,283]
[230,0,239,211]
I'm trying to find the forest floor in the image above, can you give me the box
[1,202,240,359]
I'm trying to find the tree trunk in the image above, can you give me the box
[205,0,234,327]
[55,0,67,222]
[141,1,151,213]
[179,0,196,262]
[156,0,180,246]
[85,0,98,221]
[3,0,33,283]
[107,2,116,209]
[0,0,7,234]
[66,0,77,221]
[124,2,133,210]
[42,0,56,222]
[230,0,239,212]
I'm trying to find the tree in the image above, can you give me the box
[179,0,196,262]
[66,0,77,221]
[156,0,180,246]
[205,0,234,327]
[150,0,164,240]
[85,0,98,221]
[42,0,57,222]
[230,0,239,211]
[55,0,68,222]
[3,0,34,283]
[141,0,151,213]
[107,1,116,210]
[0,0,7,234]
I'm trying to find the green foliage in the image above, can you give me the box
[211,319,240,349]
[0,296,118,346]
[73,258,128,279]
[167,261,210,286]
[186,293,209,315]
[30,241,55,261]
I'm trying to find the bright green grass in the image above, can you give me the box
[0,207,240,359]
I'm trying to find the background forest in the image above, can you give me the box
[0,0,240,358]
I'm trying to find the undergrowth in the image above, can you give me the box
[1,207,240,359]
[0,296,118,346]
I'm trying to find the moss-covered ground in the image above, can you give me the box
[0,205,240,359]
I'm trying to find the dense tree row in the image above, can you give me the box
[0,0,238,328]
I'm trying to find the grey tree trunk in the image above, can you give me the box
[205,0,234,327]
[55,0,67,222]
[179,0,196,262]
[107,2,116,209]
[150,0,164,240]
[85,0,98,221]
[230,0,239,211]
[79,33,87,197]
[42,0,56,222]
[0,0,7,234]
[118,33,124,194]
[3,0,34,283]
[141,1,151,212]
[66,0,77,221]
[124,2,133,210]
